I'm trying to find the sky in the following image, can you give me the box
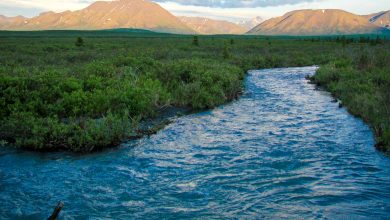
[0,0,389,22]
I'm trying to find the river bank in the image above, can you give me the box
[309,52,390,154]
[0,33,389,152]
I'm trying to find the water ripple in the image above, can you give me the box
[1,67,390,219]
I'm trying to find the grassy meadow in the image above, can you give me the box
[0,31,389,153]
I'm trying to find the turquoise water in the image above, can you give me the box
[1,67,390,219]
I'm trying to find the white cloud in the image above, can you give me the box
[0,0,93,16]
[0,0,91,11]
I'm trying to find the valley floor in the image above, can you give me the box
[0,32,389,153]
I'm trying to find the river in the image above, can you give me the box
[1,66,390,219]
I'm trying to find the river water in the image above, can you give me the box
[1,67,390,219]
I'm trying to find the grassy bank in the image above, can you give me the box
[0,31,388,152]
[310,47,390,153]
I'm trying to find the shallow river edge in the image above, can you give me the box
[1,66,386,155]
[307,75,389,156]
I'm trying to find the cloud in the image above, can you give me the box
[0,0,92,17]
[0,4,41,17]
[153,0,319,8]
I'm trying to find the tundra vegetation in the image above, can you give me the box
[0,31,389,153]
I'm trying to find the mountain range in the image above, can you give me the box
[0,0,194,34]
[248,9,388,35]
[0,0,389,36]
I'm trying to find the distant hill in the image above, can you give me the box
[179,16,246,35]
[248,9,386,36]
[365,10,390,29]
[0,0,194,34]
[0,15,26,28]
[237,16,264,30]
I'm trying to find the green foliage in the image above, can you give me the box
[75,37,84,47]
[192,36,199,46]
[223,43,231,59]
[159,59,243,109]
[375,35,383,45]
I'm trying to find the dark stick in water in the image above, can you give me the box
[47,201,64,220]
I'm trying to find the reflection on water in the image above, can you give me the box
[1,67,390,219]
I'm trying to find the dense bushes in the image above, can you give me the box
[0,39,247,151]
[0,66,170,151]
[0,55,245,151]
[159,59,244,109]
[0,34,389,152]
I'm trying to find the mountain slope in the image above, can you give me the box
[0,15,26,28]
[248,9,383,35]
[0,0,194,34]
[365,11,390,28]
[179,17,246,34]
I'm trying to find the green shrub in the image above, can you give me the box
[159,59,243,109]
[223,43,231,59]
[75,37,84,47]
[83,61,116,78]
[192,36,199,46]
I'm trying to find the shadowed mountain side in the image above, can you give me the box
[365,10,390,28]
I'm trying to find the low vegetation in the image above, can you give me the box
[0,31,388,152]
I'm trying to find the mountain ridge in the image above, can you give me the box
[248,9,387,35]
[365,10,390,28]
[0,0,194,34]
